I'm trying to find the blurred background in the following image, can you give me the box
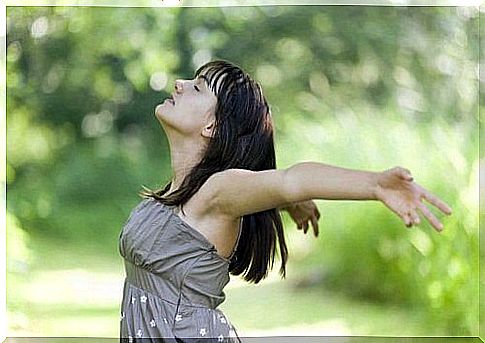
[5,4,479,338]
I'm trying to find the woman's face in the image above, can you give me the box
[155,75,218,138]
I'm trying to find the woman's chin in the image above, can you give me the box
[155,103,168,118]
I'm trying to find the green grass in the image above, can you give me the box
[8,234,438,337]
[220,271,436,337]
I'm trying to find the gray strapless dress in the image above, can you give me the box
[119,197,243,342]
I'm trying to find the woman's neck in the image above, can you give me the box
[166,137,206,195]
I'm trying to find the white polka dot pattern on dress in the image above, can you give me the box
[150,319,156,327]
[217,334,224,342]
[131,296,136,304]
[163,317,168,324]
[136,329,143,338]
[175,314,182,322]
[140,295,147,303]
[199,328,207,336]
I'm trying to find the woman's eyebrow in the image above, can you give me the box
[196,75,210,89]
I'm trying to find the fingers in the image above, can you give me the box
[409,211,420,226]
[403,212,413,227]
[302,221,309,234]
[400,204,445,233]
[399,206,422,228]
[292,204,321,237]
[302,218,320,237]
[395,166,413,181]
[403,211,420,228]
[417,202,443,232]
[314,207,321,220]
[310,216,319,237]
[296,216,320,237]
[421,188,452,215]
[383,200,412,228]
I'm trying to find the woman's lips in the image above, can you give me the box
[164,98,175,105]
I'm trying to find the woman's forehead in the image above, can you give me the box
[196,71,227,95]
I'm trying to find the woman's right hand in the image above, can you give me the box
[281,200,321,237]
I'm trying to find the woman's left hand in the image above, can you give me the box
[374,166,452,232]
[282,200,321,237]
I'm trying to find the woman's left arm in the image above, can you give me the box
[209,163,452,232]
[285,162,452,232]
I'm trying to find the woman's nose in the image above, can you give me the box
[175,80,183,93]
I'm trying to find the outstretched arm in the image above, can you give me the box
[284,162,378,201]
[209,162,452,232]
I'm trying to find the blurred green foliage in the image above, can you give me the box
[6,5,479,336]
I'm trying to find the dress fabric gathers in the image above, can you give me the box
[119,197,243,342]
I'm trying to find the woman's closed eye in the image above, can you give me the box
[194,85,200,92]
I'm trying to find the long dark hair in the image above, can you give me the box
[140,60,288,284]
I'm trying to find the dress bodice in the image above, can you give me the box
[118,198,242,342]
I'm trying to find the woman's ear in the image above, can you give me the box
[201,120,215,138]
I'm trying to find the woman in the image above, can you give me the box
[119,60,452,342]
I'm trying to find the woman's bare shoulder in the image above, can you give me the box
[202,168,291,218]
[184,171,236,220]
